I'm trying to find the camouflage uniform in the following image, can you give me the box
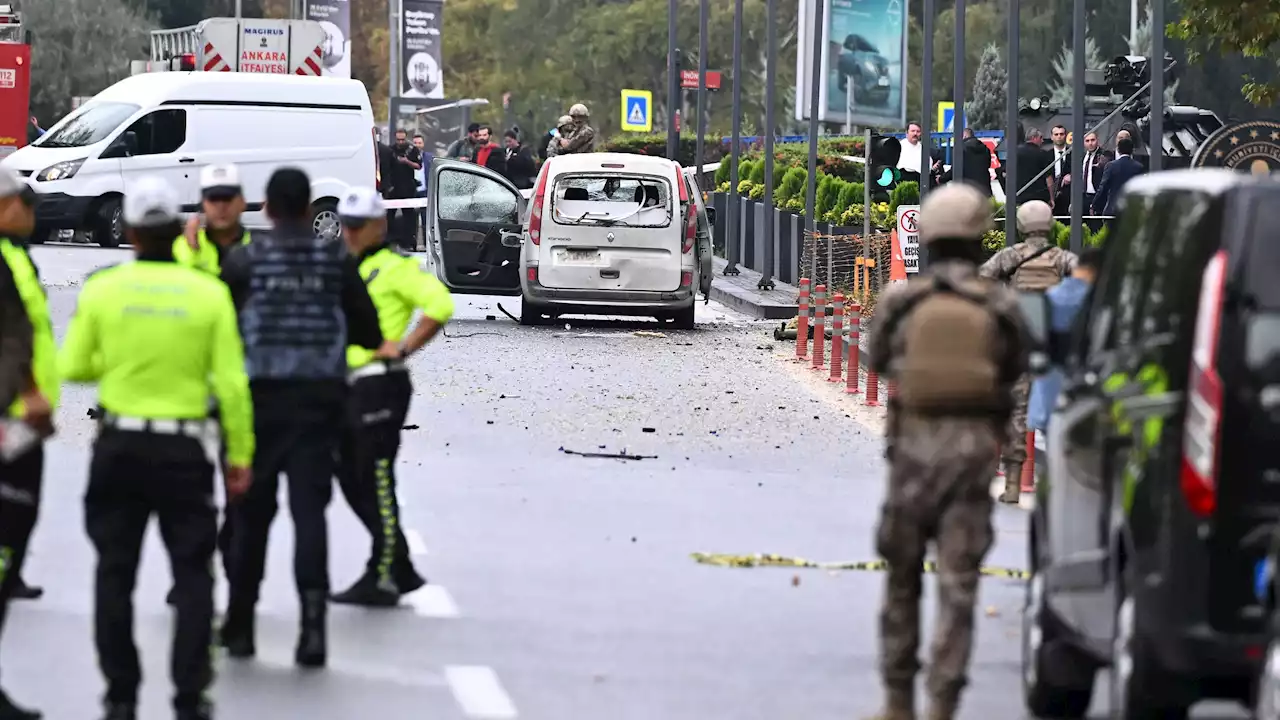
[868,185,1029,720]
[561,103,596,154]
[978,208,1076,502]
[546,116,574,160]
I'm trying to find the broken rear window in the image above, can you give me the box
[551,175,673,228]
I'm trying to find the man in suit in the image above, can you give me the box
[1013,128,1055,205]
[1091,137,1144,215]
[1061,131,1111,216]
[1048,125,1070,213]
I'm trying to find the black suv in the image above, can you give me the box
[1020,168,1280,719]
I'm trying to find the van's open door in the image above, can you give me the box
[427,159,524,296]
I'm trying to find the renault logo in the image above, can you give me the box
[606,232,615,242]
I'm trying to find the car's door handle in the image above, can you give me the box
[179,157,196,163]
[600,269,620,279]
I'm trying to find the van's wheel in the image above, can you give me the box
[311,200,340,242]
[1110,578,1192,720]
[93,198,124,248]
[519,301,544,326]
[1022,571,1094,718]
[1256,633,1280,720]
[670,303,696,330]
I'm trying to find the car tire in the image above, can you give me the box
[1022,572,1094,718]
[311,200,340,242]
[1256,632,1280,720]
[519,301,544,326]
[93,197,124,248]
[1110,578,1191,720]
[670,303,696,330]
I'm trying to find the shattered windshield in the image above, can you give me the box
[551,175,673,228]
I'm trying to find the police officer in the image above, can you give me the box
[329,188,454,607]
[59,176,254,720]
[173,164,253,276]
[219,167,385,668]
[165,163,253,607]
[979,200,1076,502]
[0,168,52,720]
[868,184,1029,720]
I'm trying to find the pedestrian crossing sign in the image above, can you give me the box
[937,102,957,132]
[620,89,652,132]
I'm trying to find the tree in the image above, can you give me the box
[1047,27,1107,105]
[26,0,156,122]
[1169,0,1280,105]
[1125,5,1178,104]
[963,43,1005,130]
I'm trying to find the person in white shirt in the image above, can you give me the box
[1050,124,1070,213]
[1061,131,1111,215]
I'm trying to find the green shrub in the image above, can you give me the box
[1087,224,1109,247]
[982,230,1006,254]
[776,167,807,204]
[889,182,920,214]
[596,133,725,167]
[714,160,731,187]
[816,175,839,218]
[748,160,766,183]
[837,182,865,214]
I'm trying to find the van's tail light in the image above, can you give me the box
[1180,250,1228,518]
[676,164,695,254]
[529,167,549,246]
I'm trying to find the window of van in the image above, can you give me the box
[437,168,519,224]
[119,110,187,156]
[551,175,672,228]
[35,102,140,148]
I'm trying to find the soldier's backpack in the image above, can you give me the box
[1010,244,1064,291]
[893,275,1008,413]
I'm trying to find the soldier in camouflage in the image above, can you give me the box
[557,103,596,155]
[978,200,1076,502]
[545,115,575,159]
[869,184,1030,720]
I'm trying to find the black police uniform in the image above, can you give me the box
[219,220,382,666]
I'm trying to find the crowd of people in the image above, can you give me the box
[0,160,455,720]
[894,120,1147,213]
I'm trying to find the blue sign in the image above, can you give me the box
[620,89,653,133]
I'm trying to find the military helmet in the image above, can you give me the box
[557,114,574,129]
[919,183,991,245]
[1016,200,1053,235]
[569,103,589,118]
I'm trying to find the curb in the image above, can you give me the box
[709,257,799,320]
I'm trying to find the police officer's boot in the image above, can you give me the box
[295,590,327,669]
[925,693,959,720]
[330,572,400,608]
[174,698,213,720]
[999,463,1023,504]
[9,579,41,601]
[98,702,136,720]
[0,688,41,720]
[866,686,914,720]
[218,597,256,659]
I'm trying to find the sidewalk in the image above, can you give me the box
[709,257,798,320]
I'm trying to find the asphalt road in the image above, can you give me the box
[3,244,1062,719]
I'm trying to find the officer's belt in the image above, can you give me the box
[347,359,407,383]
[99,412,214,439]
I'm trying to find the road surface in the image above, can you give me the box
[4,244,1050,719]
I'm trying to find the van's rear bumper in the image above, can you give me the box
[523,283,694,312]
[32,191,93,230]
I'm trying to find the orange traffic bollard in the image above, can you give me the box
[796,278,810,360]
[828,293,844,382]
[846,303,861,394]
[811,285,827,370]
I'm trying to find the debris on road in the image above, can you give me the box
[690,552,1029,579]
[633,330,667,339]
[560,447,657,461]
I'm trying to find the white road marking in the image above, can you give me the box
[405,527,428,556]
[446,666,518,719]
[403,585,459,618]
[223,646,449,689]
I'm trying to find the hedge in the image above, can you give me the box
[595,133,726,167]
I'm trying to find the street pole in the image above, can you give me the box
[920,0,934,269]
[666,0,680,160]
[695,0,708,181]
[804,0,825,284]
[759,0,778,290]
[1069,0,1085,252]
[1130,0,1140,48]
[1005,0,1019,247]
[951,0,965,183]
[1150,0,1165,172]
[236,0,243,19]
[724,0,745,276]
[388,0,400,136]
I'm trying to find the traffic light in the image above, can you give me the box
[868,134,902,198]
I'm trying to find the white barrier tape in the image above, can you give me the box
[383,198,431,210]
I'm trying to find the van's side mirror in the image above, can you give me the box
[705,206,717,225]
[1016,290,1051,374]
[103,131,138,159]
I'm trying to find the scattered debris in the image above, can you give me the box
[633,330,667,338]
[791,575,801,587]
[641,427,656,433]
[403,424,420,430]
[560,447,657,461]
[485,314,497,321]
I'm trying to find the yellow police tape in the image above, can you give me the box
[690,553,1030,580]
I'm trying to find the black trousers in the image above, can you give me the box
[0,445,42,678]
[336,370,413,584]
[228,382,344,603]
[85,431,215,710]
[387,206,419,251]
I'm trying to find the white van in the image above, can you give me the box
[2,72,376,246]
[421,152,712,328]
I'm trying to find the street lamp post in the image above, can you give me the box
[1004,0,1019,247]
[695,0,709,181]
[759,0,778,290]
[1069,0,1085,252]
[951,0,965,183]
[724,0,745,276]
[666,0,680,160]
[803,0,824,284]
[1151,0,1165,172]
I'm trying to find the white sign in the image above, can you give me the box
[239,21,290,73]
[0,69,13,89]
[896,204,920,274]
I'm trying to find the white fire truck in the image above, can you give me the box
[136,17,326,75]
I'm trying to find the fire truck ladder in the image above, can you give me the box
[0,3,26,44]
[150,24,201,62]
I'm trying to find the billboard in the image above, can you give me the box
[400,0,445,99]
[794,0,908,129]
[305,0,352,78]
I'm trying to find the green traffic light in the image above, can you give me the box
[876,167,895,186]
